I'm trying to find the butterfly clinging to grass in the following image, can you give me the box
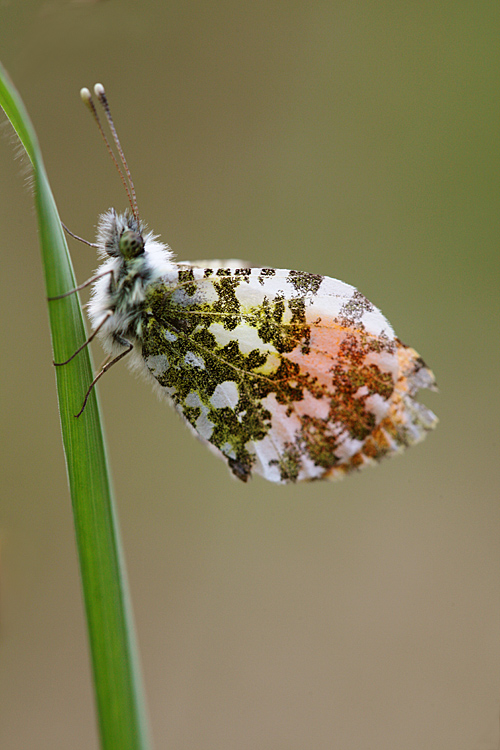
[51,84,437,483]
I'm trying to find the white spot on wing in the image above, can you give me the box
[208,321,277,355]
[185,391,202,407]
[294,390,330,420]
[196,410,214,440]
[365,393,390,422]
[354,385,369,399]
[220,442,236,459]
[210,381,239,410]
[253,351,281,376]
[365,349,398,378]
[360,310,394,338]
[146,354,169,376]
[333,433,365,461]
[184,351,205,369]
[184,391,214,439]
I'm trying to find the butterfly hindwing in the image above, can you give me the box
[140,266,436,483]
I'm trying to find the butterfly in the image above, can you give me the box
[52,84,437,484]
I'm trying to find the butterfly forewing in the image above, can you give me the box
[140,266,436,482]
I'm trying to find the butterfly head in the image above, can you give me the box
[119,228,145,259]
[97,209,146,260]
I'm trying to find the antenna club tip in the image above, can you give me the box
[94,83,106,100]
[80,87,92,103]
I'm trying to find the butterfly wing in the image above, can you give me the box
[141,266,437,483]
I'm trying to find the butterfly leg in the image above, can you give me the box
[53,311,112,366]
[75,338,133,418]
[48,268,114,301]
[61,222,99,248]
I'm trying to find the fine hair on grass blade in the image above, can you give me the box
[0,63,152,750]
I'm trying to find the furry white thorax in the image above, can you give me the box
[87,209,176,356]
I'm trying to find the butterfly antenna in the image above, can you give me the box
[80,85,139,223]
[93,83,139,223]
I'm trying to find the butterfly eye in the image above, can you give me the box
[119,229,144,259]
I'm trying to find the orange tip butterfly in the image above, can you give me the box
[51,84,437,483]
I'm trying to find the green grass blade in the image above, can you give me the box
[0,64,152,750]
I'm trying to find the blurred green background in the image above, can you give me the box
[1,2,498,749]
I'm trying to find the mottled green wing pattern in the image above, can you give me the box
[141,266,437,483]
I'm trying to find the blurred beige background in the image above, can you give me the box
[1,2,499,749]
